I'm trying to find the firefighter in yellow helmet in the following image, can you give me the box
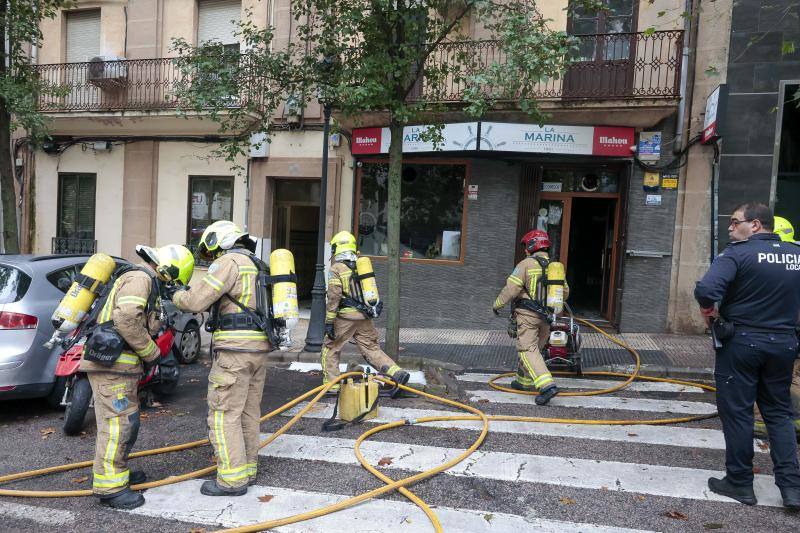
[492,230,569,406]
[81,244,194,510]
[167,220,270,496]
[322,231,410,395]
[754,215,800,439]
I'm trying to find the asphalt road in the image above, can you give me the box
[1,355,799,533]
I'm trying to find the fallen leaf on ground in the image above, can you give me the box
[40,427,56,439]
[70,475,89,484]
[257,495,274,503]
[477,399,490,404]
[600,486,609,491]
[703,523,725,530]
[558,496,577,505]
[483,514,494,523]
[378,457,393,466]
[636,495,646,502]
[627,433,638,437]
[188,529,206,533]
[664,510,688,520]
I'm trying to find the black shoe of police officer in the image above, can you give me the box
[780,487,800,510]
[129,470,147,485]
[200,479,248,497]
[99,488,145,510]
[707,476,757,505]
[535,385,560,406]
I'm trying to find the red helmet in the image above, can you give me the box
[520,229,551,254]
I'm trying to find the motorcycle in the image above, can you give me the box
[56,325,180,436]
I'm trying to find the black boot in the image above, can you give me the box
[200,480,247,496]
[707,476,757,505]
[535,385,560,406]
[99,488,145,510]
[510,380,535,392]
[780,487,800,510]
[129,470,147,485]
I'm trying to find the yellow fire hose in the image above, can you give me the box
[0,319,717,533]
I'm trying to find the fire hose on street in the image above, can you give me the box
[0,319,718,533]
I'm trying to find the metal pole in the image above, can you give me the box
[303,104,332,352]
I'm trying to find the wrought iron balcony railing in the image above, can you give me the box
[33,31,681,113]
[52,237,97,255]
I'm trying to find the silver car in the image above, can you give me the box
[0,254,202,406]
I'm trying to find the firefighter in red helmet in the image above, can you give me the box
[492,230,569,405]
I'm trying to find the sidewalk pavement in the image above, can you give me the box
[260,319,716,378]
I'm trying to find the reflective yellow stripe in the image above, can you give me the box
[103,416,120,477]
[328,279,342,285]
[135,339,157,359]
[534,374,554,387]
[320,346,330,383]
[325,312,337,320]
[203,274,224,291]
[239,272,252,308]
[99,282,121,323]
[386,365,401,376]
[508,275,523,287]
[117,295,147,307]
[246,463,257,476]
[117,353,140,365]
[93,469,129,489]
[212,330,268,341]
[494,298,503,308]
[238,266,258,274]
[339,307,358,314]
[214,410,230,470]
[519,351,538,380]
[218,465,250,482]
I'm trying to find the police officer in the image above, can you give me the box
[695,203,800,509]
[492,229,568,406]
[170,221,270,496]
[322,231,410,394]
[81,244,194,510]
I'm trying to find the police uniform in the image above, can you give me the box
[79,265,161,497]
[695,232,800,493]
[321,260,401,387]
[494,251,569,391]
[173,249,270,490]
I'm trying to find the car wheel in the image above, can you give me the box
[46,377,67,410]
[63,377,92,436]
[174,321,201,364]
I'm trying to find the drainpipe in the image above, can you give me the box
[673,0,697,154]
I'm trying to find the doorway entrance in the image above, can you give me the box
[533,167,624,323]
[272,179,320,301]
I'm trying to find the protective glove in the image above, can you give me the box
[492,307,500,316]
[325,323,336,341]
[141,354,158,375]
[161,283,187,300]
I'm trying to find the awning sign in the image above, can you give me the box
[352,122,634,157]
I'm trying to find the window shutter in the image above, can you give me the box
[76,175,96,240]
[59,174,96,240]
[197,0,241,45]
[66,10,101,62]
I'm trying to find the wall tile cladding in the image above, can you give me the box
[370,158,521,330]
[618,116,679,332]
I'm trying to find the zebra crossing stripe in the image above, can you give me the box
[282,403,768,452]
[0,502,76,526]
[457,373,708,393]
[128,478,656,532]
[466,389,718,415]
[257,433,783,507]
[287,362,426,384]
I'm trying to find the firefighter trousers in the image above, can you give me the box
[321,318,398,386]
[88,372,141,496]
[514,311,554,390]
[207,350,269,490]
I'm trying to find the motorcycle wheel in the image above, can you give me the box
[174,321,201,364]
[46,376,67,410]
[63,376,92,436]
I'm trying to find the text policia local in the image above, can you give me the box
[758,252,800,270]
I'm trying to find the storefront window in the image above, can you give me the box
[541,168,618,193]
[358,162,466,261]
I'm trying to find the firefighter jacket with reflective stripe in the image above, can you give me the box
[173,250,270,352]
[79,265,162,374]
[493,252,570,317]
[325,261,365,323]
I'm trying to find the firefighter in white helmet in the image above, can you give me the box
[322,231,410,395]
[168,220,271,496]
[82,244,194,510]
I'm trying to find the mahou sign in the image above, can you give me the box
[351,122,635,157]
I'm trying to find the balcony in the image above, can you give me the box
[52,237,97,255]
[414,31,684,103]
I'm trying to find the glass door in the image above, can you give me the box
[538,197,572,266]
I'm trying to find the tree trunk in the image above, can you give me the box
[0,11,20,254]
[384,119,403,358]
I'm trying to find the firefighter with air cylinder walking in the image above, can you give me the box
[322,231,410,395]
[493,229,569,406]
[168,220,298,497]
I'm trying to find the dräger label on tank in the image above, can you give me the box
[758,252,800,269]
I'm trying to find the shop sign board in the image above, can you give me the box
[661,173,678,189]
[638,131,661,161]
[645,194,662,206]
[702,84,728,144]
[352,122,635,157]
[643,171,660,191]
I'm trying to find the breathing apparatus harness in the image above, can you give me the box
[79,265,164,367]
[338,260,383,319]
[205,248,297,348]
[513,255,557,323]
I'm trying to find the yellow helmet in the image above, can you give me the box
[774,216,795,242]
[330,231,357,255]
[135,244,195,285]
[198,220,249,260]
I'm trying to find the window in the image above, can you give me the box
[357,162,466,261]
[197,0,241,49]
[47,265,83,293]
[569,0,636,61]
[58,173,96,241]
[65,10,101,62]
[0,265,32,304]
[188,176,234,247]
